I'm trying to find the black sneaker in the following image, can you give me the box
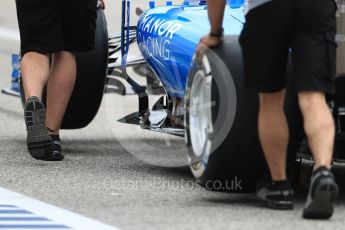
[24,96,54,160]
[303,166,339,219]
[256,176,294,210]
[47,134,64,161]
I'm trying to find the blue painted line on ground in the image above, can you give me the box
[0,210,32,214]
[0,205,17,208]
[0,217,50,221]
[0,225,70,229]
[0,188,120,230]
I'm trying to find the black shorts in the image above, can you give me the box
[15,0,98,56]
[239,0,338,94]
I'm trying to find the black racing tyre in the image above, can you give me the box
[334,74,345,108]
[185,36,301,193]
[61,9,109,129]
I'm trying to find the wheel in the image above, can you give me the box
[61,9,108,129]
[185,36,301,193]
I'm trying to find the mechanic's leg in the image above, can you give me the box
[259,89,289,181]
[21,52,50,100]
[45,51,76,135]
[298,91,334,168]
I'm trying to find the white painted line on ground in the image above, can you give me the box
[0,187,121,230]
[0,27,20,42]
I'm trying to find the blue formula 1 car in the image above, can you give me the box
[3,0,345,192]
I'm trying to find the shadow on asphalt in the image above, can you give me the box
[63,139,123,154]
[201,183,345,209]
[63,138,193,178]
[201,194,262,208]
[8,137,345,207]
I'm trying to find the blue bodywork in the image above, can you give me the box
[137,5,244,98]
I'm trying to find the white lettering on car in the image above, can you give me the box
[150,18,166,34]
[144,17,155,33]
[165,23,182,39]
[138,14,152,31]
[138,15,183,61]
[158,21,173,36]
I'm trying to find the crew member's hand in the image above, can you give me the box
[98,0,105,9]
[196,34,223,63]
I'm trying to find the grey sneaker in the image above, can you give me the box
[24,96,63,161]
[303,166,339,219]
